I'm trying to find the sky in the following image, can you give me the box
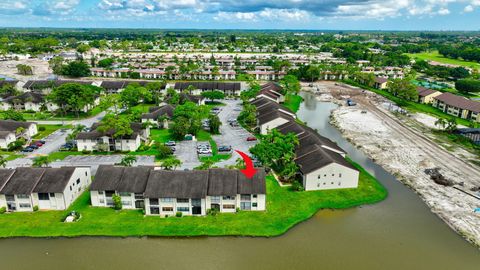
[0,0,480,30]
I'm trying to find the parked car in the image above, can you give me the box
[28,144,39,149]
[165,141,176,146]
[60,145,73,151]
[218,145,232,152]
[32,141,43,147]
[21,147,34,152]
[37,140,46,144]
[246,136,257,141]
[227,118,236,123]
[169,146,176,152]
[197,149,212,155]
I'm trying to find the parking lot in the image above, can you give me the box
[175,140,201,170]
[212,99,257,167]
[50,155,155,175]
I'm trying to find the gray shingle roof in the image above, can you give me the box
[33,167,76,193]
[117,166,152,193]
[145,170,209,198]
[276,121,306,136]
[257,110,293,126]
[207,169,238,196]
[251,97,273,108]
[237,169,266,195]
[295,145,357,174]
[0,120,36,133]
[90,165,124,191]
[0,169,15,192]
[141,104,174,120]
[0,168,45,195]
[3,92,45,104]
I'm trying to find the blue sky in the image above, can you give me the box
[0,0,480,30]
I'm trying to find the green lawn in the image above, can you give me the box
[0,161,387,237]
[0,151,22,161]
[343,80,473,127]
[405,50,480,70]
[150,128,173,143]
[33,124,72,139]
[283,94,303,113]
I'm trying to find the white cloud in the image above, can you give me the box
[464,5,474,12]
[438,7,451,14]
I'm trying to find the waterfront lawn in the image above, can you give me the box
[0,161,387,238]
[283,94,303,113]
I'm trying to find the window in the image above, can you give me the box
[98,191,104,195]
[99,199,105,204]
[161,198,173,203]
[177,198,189,203]
[331,174,334,177]
[252,194,257,198]
[338,182,341,186]
[19,203,31,208]
[149,198,159,205]
[119,192,130,197]
[150,207,160,215]
[76,179,80,185]
[331,182,334,185]
[317,175,321,179]
[134,193,143,199]
[324,174,326,177]
[38,193,49,200]
[70,186,72,191]
[122,200,132,206]
[49,193,55,198]
[240,195,251,201]
[323,182,326,185]
[85,171,88,176]
[177,207,189,212]
[17,194,29,199]
[252,203,258,207]
[223,204,235,209]
[339,173,342,178]
[162,207,173,212]
[222,196,235,200]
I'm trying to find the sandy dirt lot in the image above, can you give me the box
[303,81,480,247]
[0,59,51,86]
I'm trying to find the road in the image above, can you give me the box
[6,111,107,168]
[50,155,155,175]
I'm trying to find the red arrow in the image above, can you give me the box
[235,150,257,179]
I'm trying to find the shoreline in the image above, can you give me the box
[316,88,480,248]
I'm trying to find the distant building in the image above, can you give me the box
[373,77,388,89]
[416,87,442,104]
[432,93,480,122]
[0,120,37,149]
[141,104,175,128]
[76,122,149,152]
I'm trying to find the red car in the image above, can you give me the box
[246,136,257,141]
[33,141,43,147]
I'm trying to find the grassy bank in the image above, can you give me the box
[0,161,386,238]
[405,50,480,70]
[283,94,303,113]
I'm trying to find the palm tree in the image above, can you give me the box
[119,155,137,167]
[161,157,182,170]
[33,156,50,167]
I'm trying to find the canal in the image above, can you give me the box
[0,92,478,269]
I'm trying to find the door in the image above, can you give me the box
[191,199,202,215]
[6,195,15,211]
[135,200,144,209]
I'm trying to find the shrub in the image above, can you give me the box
[157,144,173,159]
[81,149,91,154]
[112,194,122,210]
[207,208,219,216]
[175,211,183,218]
[455,79,480,93]
[33,205,39,211]
[38,126,46,131]
[0,207,6,214]
[291,181,305,192]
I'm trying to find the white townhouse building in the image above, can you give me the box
[0,167,91,212]
[141,104,175,128]
[89,166,266,217]
[76,122,149,152]
[0,120,38,149]
[274,120,359,191]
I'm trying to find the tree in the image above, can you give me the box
[76,44,90,55]
[201,90,225,102]
[387,79,418,100]
[32,156,50,168]
[16,64,33,75]
[119,85,144,109]
[97,58,115,68]
[0,155,7,168]
[61,61,90,77]
[0,84,18,97]
[171,102,205,139]
[3,109,25,121]
[161,157,182,170]
[280,75,300,94]
[250,129,299,182]
[119,155,137,167]
[237,103,257,129]
[112,194,122,210]
[446,118,458,133]
[455,79,480,93]
[435,118,447,130]
[208,114,221,134]
[48,56,64,74]
[48,83,100,117]
[156,144,173,159]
